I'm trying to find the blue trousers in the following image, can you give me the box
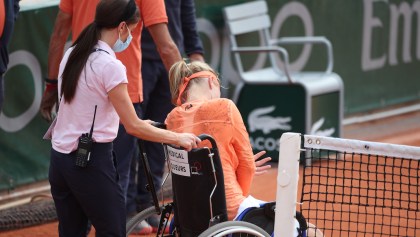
[49,143,126,237]
[113,103,142,213]
[130,59,174,213]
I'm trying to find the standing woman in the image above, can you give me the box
[47,0,200,236]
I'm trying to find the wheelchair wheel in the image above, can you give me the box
[198,221,271,237]
[126,206,159,236]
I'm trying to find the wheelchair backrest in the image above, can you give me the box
[165,134,227,236]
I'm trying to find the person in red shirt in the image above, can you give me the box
[40,0,179,113]
[166,60,272,220]
[165,60,324,237]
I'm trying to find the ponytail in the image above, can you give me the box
[61,23,100,103]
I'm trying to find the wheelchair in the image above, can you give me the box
[126,132,271,237]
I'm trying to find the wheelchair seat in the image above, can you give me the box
[165,134,227,236]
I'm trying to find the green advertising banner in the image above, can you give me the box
[195,0,420,114]
[1,0,420,190]
[233,83,341,161]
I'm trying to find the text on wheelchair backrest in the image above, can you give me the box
[167,146,191,177]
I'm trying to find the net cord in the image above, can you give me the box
[303,134,420,160]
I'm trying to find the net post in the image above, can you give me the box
[274,132,301,237]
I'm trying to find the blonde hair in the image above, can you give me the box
[168,60,220,105]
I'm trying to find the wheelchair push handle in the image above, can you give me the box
[197,134,217,149]
[149,123,215,148]
[149,123,215,150]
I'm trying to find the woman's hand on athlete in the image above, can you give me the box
[177,133,201,151]
[254,151,272,176]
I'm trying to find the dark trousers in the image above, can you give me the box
[113,103,142,211]
[134,59,174,211]
[49,143,126,237]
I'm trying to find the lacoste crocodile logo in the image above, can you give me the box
[310,118,335,136]
[248,106,291,134]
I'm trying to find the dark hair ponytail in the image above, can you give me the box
[60,0,140,103]
[61,23,99,102]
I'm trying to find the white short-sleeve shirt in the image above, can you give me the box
[52,40,128,153]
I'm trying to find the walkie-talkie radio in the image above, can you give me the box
[75,105,97,168]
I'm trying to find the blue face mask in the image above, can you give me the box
[113,25,132,53]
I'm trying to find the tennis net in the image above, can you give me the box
[274,133,420,237]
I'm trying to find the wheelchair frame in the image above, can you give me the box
[125,131,270,237]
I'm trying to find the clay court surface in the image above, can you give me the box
[1,111,420,237]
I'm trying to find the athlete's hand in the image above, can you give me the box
[254,151,272,176]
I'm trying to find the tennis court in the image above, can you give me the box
[296,136,420,236]
[1,112,420,236]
